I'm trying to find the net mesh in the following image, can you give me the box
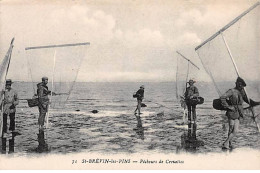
[196,4,260,100]
[26,44,88,109]
[196,4,260,119]
[176,52,200,108]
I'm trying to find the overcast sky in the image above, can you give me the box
[0,0,259,82]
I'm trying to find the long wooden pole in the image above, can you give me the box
[25,42,90,50]
[195,1,260,51]
[46,50,56,128]
[176,51,200,70]
[221,33,260,132]
[176,56,179,100]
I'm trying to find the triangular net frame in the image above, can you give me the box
[176,51,200,110]
[195,2,260,129]
[195,3,260,99]
[26,42,90,109]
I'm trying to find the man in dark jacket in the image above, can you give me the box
[220,77,257,149]
[2,79,19,138]
[185,79,199,123]
[37,77,51,129]
[134,85,145,115]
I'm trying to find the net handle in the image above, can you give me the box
[221,32,260,132]
[46,50,56,128]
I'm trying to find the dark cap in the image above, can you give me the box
[6,79,13,85]
[236,77,246,87]
[188,79,195,84]
[42,76,48,81]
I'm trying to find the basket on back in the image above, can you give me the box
[27,98,39,107]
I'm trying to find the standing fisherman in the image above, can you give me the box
[134,85,145,115]
[2,79,19,138]
[37,77,51,129]
[220,77,258,149]
[185,79,199,123]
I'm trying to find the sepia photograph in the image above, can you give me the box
[0,0,259,170]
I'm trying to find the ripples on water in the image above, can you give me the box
[0,82,259,156]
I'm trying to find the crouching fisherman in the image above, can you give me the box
[220,77,259,149]
[2,79,19,137]
[37,77,51,130]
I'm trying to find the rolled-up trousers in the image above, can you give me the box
[38,106,47,126]
[187,103,196,121]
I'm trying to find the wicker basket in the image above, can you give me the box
[27,98,39,107]
[189,96,204,105]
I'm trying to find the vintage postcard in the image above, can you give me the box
[0,0,259,170]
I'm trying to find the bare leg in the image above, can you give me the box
[137,100,142,115]
[223,119,239,148]
[134,100,139,114]
[134,106,138,114]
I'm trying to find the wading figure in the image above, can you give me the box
[220,77,256,149]
[134,85,145,115]
[185,79,199,123]
[37,77,51,129]
[2,79,19,138]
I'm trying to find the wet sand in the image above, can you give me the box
[1,82,259,156]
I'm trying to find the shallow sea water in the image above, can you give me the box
[0,82,259,156]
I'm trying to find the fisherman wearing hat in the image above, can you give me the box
[184,79,199,123]
[2,79,19,137]
[37,77,51,129]
[134,85,145,115]
[220,77,258,149]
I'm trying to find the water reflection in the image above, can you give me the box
[35,129,49,153]
[133,115,144,140]
[176,123,204,153]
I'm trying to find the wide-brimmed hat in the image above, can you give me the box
[140,85,145,89]
[236,77,246,87]
[188,79,195,84]
[42,76,48,81]
[6,79,13,85]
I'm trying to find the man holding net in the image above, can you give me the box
[184,79,199,123]
[37,77,51,129]
[220,77,259,149]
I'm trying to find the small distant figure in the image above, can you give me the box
[2,79,19,138]
[184,79,199,123]
[37,77,51,130]
[134,85,145,115]
[220,77,258,150]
